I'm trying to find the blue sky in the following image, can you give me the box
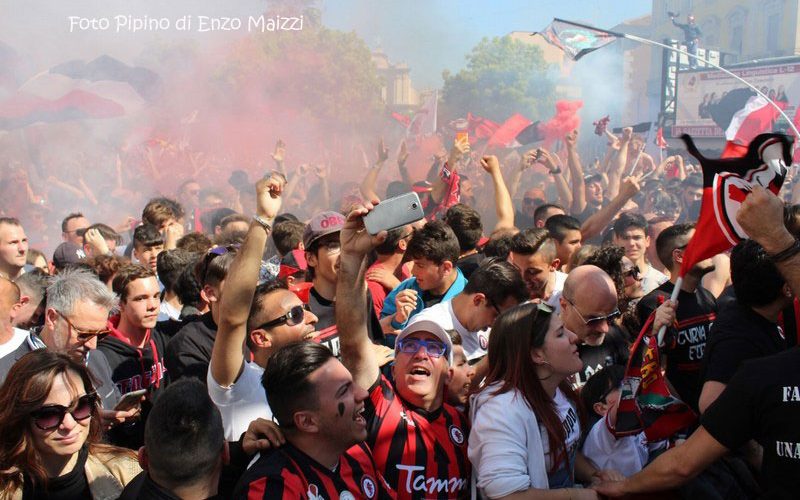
[322,0,652,88]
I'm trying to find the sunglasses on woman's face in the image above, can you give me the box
[30,393,97,431]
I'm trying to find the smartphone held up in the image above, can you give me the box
[364,192,425,235]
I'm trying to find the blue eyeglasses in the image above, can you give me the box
[397,338,448,358]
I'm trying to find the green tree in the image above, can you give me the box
[441,36,555,124]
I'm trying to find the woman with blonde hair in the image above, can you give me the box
[0,350,140,499]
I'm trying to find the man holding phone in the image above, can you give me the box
[303,211,384,357]
[337,202,471,498]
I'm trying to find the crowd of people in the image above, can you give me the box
[0,126,799,499]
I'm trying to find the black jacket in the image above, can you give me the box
[98,317,170,449]
[164,312,217,385]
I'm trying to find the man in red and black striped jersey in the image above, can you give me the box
[234,342,394,499]
[336,201,471,499]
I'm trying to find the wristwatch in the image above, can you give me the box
[252,215,273,232]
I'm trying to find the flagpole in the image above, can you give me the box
[548,18,800,139]
[620,32,800,139]
[656,277,682,346]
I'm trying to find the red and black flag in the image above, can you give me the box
[616,133,795,441]
[615,308,697,441]
[678,132,794,277]
[709,88,789,146]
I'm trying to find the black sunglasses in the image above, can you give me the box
[623,266,641,281]
[564,297,621,327]
[31,392,97,431]
[200,245,238,283]
[255,304,309,331]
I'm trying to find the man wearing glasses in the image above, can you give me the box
[337,201,471,499]
[208,174,320,441]
[636,224,717,413]
[1,268,133,425]
[559,265,625,387]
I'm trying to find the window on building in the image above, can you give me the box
[767,14,780,53]
[727,7,747,61]
[730,25,743,58]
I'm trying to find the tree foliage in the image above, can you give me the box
[441,36,555,124]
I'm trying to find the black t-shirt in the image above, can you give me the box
[455,252,483,280]
[308,287,383,358]
[702,300,787,386]
[576,326,630,386]
[702,347,800,498]
[23,446,90,500]
[637,282,717,412]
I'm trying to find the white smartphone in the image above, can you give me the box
[364,192,425,235]
[113,388,148,412]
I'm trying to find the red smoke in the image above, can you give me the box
[540,100,583,146]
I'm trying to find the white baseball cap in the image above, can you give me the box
[395,309,454,364]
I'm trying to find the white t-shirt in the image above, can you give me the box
[0,328,29,358]
[581,413,668,477]
[207,361,273,441]
[582,415,648,477]
[641,264,669,295]
[422,300,489,361]
[544,389,581,477]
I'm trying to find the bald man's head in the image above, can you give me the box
[560,265,619,346]
[0,276,20,341]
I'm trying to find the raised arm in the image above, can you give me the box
[580,175,641,241]
[607,127,632,199]
[396,140,413,187]
[506,152,528,200]
[537,148,572,209]
[599,132,620,174]
[210,175,283,387]
[564,130,586,214]
[271,139,287,176]
[359,138,389,200]
[431,139,469,203]
[737,186,800,294]
[313,163,331,211]
[336,201,387,390]
[480,155,515,231]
